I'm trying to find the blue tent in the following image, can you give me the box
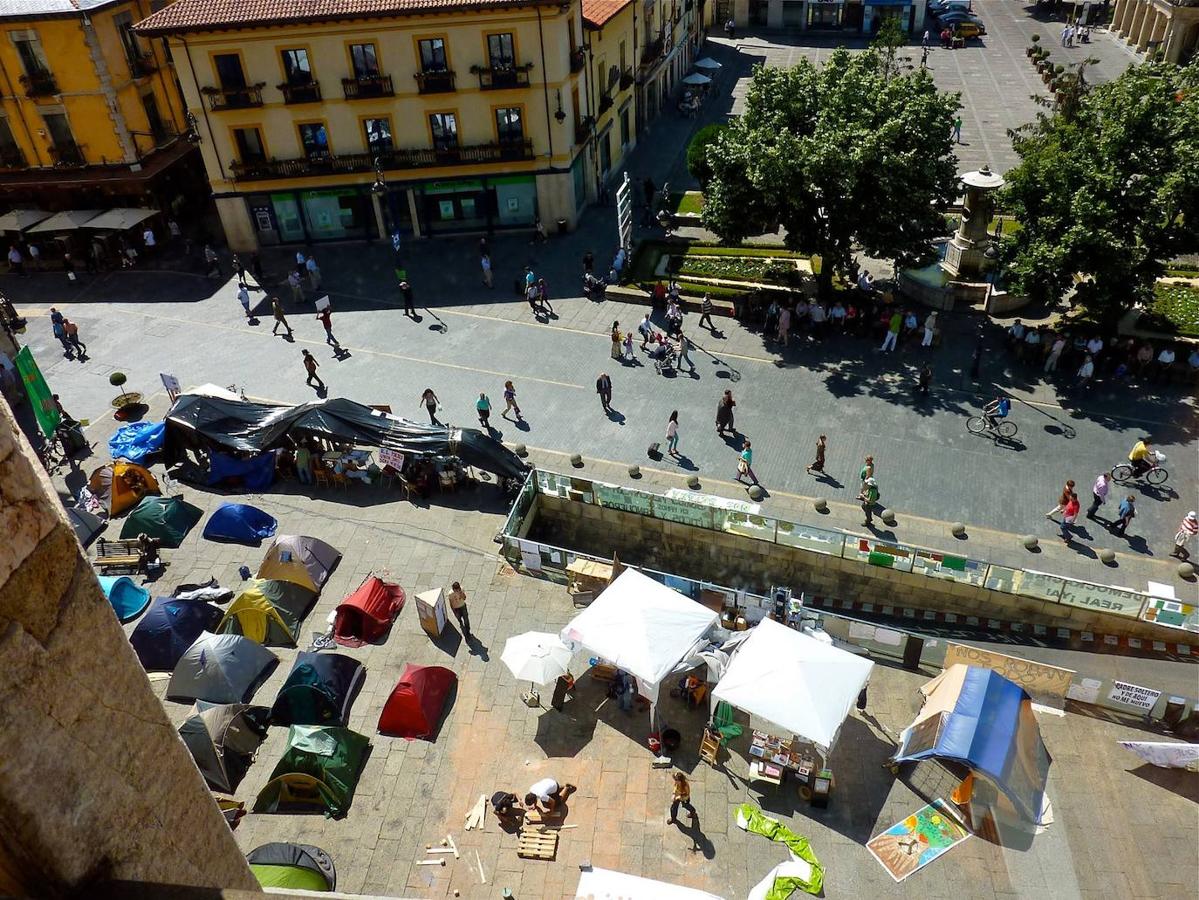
[96,574,152,623]
[130,597,224,670]
[108,421,166,463]
[203,503,279,546]
[209,450,276,492]
[892,664,1052,823]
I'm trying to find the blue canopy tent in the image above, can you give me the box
[108,421,166,463]
[130,597,224,671]
[96,574,152,623]
[209,451,276,492]
[892,664,1052,824]
[203,503,279,545]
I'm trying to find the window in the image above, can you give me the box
[298,123,329,159]
[429,113,457,150]
[487,33,515,68]
[12,36,47,78]
[620,40,627,71]
[141,92,167,143]
[114,12,142,65]
[42,112,81,163]
[213,53,246,89]
[0,117,23,166]
[281,49,312,84]
[233,127,265,162]
[599,130,611,174]
[349,43,379,79]
[364,117,393,153]
[418,38,447,72]
[495,107,523,144]
[620,106,630,148]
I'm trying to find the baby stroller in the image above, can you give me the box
[651,341,677,375]
[583,272,606,300]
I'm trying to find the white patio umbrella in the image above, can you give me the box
[502,630,573,687]
[694,57,722,70]
[682,72,712,86]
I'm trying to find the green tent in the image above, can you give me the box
[119,495,203,548]
[253,725,370,819]
[247,842,336,891]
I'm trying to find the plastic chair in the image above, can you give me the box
[712,700,743,746]
[313,468,330,489]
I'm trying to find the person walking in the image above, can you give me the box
[1170,512,1199,561]
[481,252,494,289]
[859,455,875,488]
[880,311,901,352]
[317,305,337,346]
[952,116,963,144]
[858,476,881,526]
[295,442,313,485]
[27,242,41,270]
[735,439,758,486]
[63,318,86,358]
[666,772,696,825]
[698,293,716,332]
[502,380,523,421]
[419,388,441,424]
[51,316,72,355]
[233,253,246,288]
[305,254,321,290]
[7,245,25,276]
[611,321,623,360]
[1086,471,1111,519]
[447,581,472,639]
[238,284,252,319]
[287,270,305,305]
[400,279,416,317]
[677,331,695,373]
[204,244,220,278]
[1046,479,1076,520]
[476,392,492,429]
[1059,491,1080,543]
[1112,495,1136,536]
[775,304,791,346]
[537,277,554,316]
[666,410,680,457]
[302,349,324,390]
[1075,353,1095,388]
[596,372,612,413]
[922,311,938,348]
[1044,334,1065,372]
[806,434,827,475]
[638,312,654,349]
[270,296,293,337]
[922,28,930,48]
[918,363,933,396]
[716,390,735,436]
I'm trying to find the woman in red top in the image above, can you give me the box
[1059,492,1081,543]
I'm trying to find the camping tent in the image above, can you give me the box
[712,619,874,756]
[333,576,405,647]
[559,568,718,705]
[271,652,366,727]
[119,495,203,547]
[97,574,152,623]
[209,450,276,491]
[108,421,165,463]
[377,664,457,740]
[167,631,278,704]
[892,664,1053,824]
[178,701,270,793]
[253,724,370,818]
[88,462,159,515]
[67,506,106,548]
[203,503,278,545]
[217,578,317,646]
[130,596,224,670]
[247,843,337,891]
[163,393,526,479]
[257,535,341,592]
[575,868,726,900]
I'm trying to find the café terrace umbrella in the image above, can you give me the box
[501,631,572,688]
[694,57,722,70]
[682,72,712,86]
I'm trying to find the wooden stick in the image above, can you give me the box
[446,833,460,858]
[476,849,486,884]
[417,859,445,867]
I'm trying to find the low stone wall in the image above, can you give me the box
[529,494,1180,642]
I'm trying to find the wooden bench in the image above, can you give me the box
[93,536,158,574]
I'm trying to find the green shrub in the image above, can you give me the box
[686,124,726,186]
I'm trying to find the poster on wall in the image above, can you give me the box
[518,538,542,573]
[1107,680,1161,711]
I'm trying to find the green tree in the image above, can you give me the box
[1002,59,1199,322]
[701,50,959,293]
[686,123,726,186]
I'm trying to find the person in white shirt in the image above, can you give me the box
[1154,347,1176,382]
[306,254,320,289]
[143,227,155,250]
[27,243,40,269]
[7,245,24,276]
[523,778,576,813]
[1086,336,1104,357]
[1008,320,1025,344]
[1076,354,1095,387]
[1044,336,1066,372]
[922,311,938,347]
[808,300,826,339]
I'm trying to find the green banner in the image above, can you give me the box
[15,346,60,437]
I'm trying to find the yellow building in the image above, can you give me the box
[1110,0,1199,64]
[581,0,638,196]
[0,0,198,212]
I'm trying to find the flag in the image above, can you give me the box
[15,346,60,438]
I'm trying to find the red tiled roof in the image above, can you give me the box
[135,0,562,35]
[582,0,630,27]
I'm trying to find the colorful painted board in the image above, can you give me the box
[866,799,971,882]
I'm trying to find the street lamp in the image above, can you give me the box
[184,112,202,145]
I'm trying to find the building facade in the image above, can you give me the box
[0,0,200,213]
[137,0,615,250]
[1110,0,1199,64]
[581,0,638,200]
[723,0,925,35]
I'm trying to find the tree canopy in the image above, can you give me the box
[701,49,959,287]
[1002,59,1199,321]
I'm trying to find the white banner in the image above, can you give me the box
[1117,741,1199,769]
[1107,680,1162,711]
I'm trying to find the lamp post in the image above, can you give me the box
[369,156,390,246]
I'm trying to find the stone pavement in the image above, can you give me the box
[44,398,1191,900]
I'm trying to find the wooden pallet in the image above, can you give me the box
[517,828,558,860]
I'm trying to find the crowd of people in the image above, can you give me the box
[1005,319,1199,387]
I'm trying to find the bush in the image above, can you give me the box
[1031,33,1041,43]
[686,124,726,187]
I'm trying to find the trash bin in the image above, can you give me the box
[556,217,568,235]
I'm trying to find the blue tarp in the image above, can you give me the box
[208,451,276,492]
[894,665,1052,823]
[97,574,152,623]
[130,596,224,671]
[108,422,166,463]
[203,503,279,546]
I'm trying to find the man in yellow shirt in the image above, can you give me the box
[1128,439,1153,477]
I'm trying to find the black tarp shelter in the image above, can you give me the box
[163,394,526,479]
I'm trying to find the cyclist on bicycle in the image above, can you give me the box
[984,395,1011,431]
[1128,438,1154,477]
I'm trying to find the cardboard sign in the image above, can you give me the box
[944,644,1075,699]
[160,372,181,401]
[377,448,404,471]
[1107,680,1161,711]
[314,295,331,311]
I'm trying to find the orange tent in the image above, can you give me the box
[88,462,159,515]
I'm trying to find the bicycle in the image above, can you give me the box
[1112,451,1169,486]
[967,415,1017,439]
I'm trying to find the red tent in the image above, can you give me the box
[377,664,457,740]
[333,577,405,648]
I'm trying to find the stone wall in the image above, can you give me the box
[0,401,259,896]
[530,494,1181,642]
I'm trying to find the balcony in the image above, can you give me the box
[230,139,534,181]
[128,53,157,78]
[599,93,614,113]
[342,74,394,99]
[0,147,26,169]
[278,81,322,104]
[474,62,534,90]
[414,70,456,94]
[20,69,58,97]
[640,38,664,69]
[570,48,586,73]
[203,84,265,110]
[49,143,85,167]
[574,117,593,145]
[620,68,635,90]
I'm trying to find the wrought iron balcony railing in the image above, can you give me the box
[231,139,534,181]
[203,84,265,110]
[414,70,456,94]
[342,74,394,99]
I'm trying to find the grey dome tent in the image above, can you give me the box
[247,843,337,891]
[179,701,270,794]
[271,652,366,727]
[167,632,278,704]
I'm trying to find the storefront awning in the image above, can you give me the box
[28,210,103,233]
[0,209,52,232]
[81,208,158,231]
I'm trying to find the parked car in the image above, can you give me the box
[928,0,972,14]
[937,10,985,26]
[953,20,986,38]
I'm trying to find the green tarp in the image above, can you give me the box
[736,803,824,897]
[15,346,59,438]
[250,864,329,891]
[119,495,203,548]
[253,725,370,819]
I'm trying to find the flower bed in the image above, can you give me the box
[673,254,802,286]
[1143,282,1199,337]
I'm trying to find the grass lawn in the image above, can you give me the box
[667,192,704,215]
[675,254,800,285]
[625,241,808,284]
[1143,282,1199,337]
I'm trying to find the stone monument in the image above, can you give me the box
[942,165,1005,279]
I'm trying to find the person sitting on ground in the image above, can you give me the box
[491,791,522,826]
[524,778,576,815]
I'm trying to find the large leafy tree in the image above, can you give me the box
[701,49,959,292]
[1003,59,1199,322]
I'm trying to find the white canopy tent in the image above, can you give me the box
[559,568,718,705]
[682,72,712,86]
[28,210,103,233]
[575,867,726,900]
[694,56,722,70]
[0,209,51,232]
[712,618,873,755]
[81,208,157,231]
